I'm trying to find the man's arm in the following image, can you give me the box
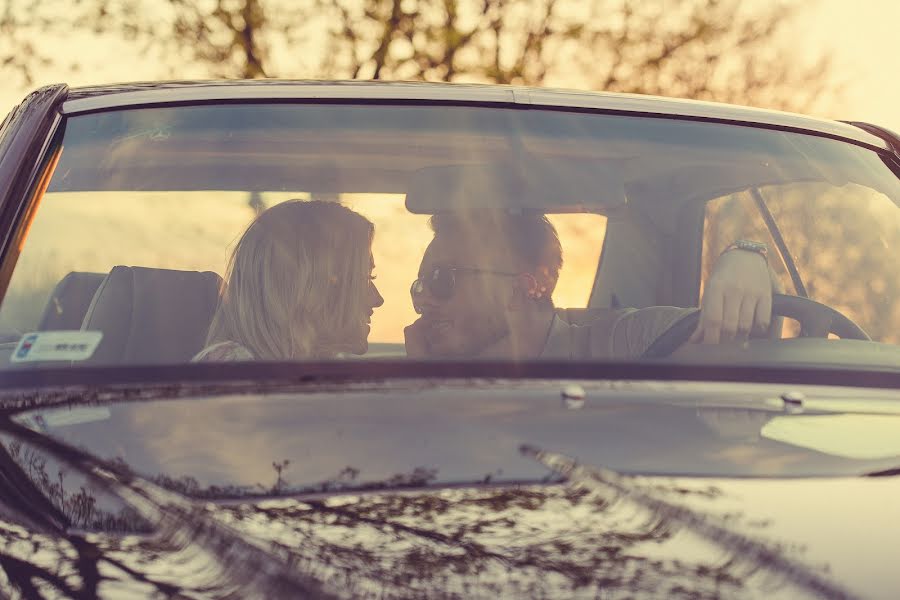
[600,306,696,359]
[597,242,776,358]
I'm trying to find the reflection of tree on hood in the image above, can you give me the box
[0,436,847,599]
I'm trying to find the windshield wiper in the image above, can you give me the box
[863,466,900,477]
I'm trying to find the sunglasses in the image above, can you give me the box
[410,266,519,307]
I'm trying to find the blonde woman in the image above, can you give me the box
[194,200,383,361]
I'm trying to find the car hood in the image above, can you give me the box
[2,377,900,598]
[1,450,899,599]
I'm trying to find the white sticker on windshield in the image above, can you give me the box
[11,331,103,363]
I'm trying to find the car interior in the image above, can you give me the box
[6,188,892,368]
[1,103,899,368]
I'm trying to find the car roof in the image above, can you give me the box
[62,80,888,151]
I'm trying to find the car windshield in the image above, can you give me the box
[1,102,899,371]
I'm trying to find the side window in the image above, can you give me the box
[0,187,608,347]
[0,191,259,341]
[333,196,607,343]
[703,183,900,343]
[547,214,607,308]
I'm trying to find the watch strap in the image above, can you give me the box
[722,239,768,262]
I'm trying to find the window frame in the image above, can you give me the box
[0,86,68,302]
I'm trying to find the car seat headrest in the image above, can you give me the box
[81,266,222,364]
[37,271,106,331]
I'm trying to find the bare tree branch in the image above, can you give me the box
[0,0,837,114]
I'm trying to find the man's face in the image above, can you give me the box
[411,235,516,357]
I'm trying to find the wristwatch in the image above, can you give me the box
[721,239,768,263]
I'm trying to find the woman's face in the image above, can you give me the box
[346,250,384,354]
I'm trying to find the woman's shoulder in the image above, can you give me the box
[192,341,255,362]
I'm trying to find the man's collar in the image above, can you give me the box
[476,310,558,360]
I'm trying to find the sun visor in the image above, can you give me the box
[405,160,627,215]
[625,157,827,208]
[786,134,900,206]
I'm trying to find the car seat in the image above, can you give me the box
[80,266,222,365]
[37,271,106,331]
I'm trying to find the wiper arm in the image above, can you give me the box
[864,466,900,477]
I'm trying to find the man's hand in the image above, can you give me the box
[690,249,772,344]
[404,318,430,358]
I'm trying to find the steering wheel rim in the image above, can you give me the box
[641,293,870,359]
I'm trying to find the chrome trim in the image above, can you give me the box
[60,80,888,150]
[62,81,517,113]
[0,110,64,301]
[844,121,900,157]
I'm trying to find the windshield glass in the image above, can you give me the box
[1,103,898,370]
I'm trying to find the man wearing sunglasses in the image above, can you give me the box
[404,211,774,360]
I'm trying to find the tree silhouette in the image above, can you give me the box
[2,0,833,113]
[0,428,848,598]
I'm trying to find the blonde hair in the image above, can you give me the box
[206,200,374,359]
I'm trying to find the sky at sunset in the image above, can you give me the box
[799,0,900,130]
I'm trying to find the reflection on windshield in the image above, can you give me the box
[0,104,898,370]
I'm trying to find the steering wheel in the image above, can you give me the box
[641,293,871,359]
